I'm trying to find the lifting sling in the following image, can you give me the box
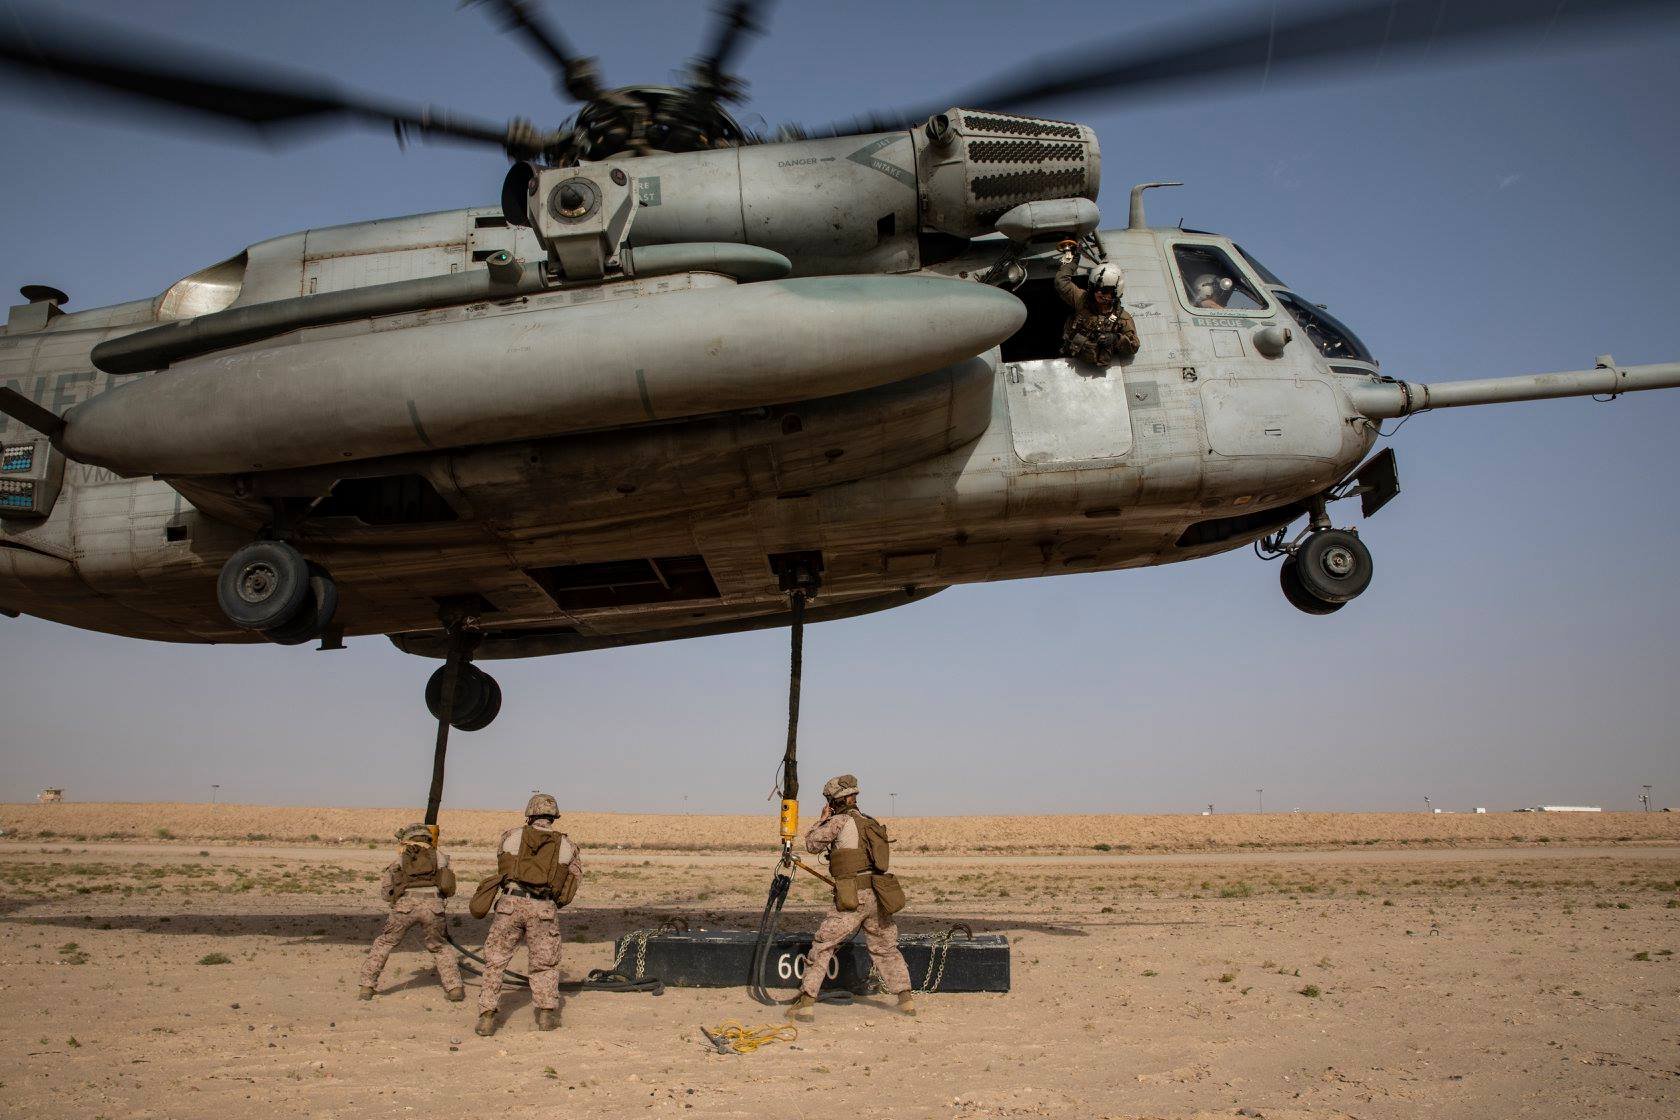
[748,574,850,1005]
[748,587,805,1004]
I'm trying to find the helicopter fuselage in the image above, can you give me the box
[0,197,1373,655]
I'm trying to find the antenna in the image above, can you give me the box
[1128,181,1183,230]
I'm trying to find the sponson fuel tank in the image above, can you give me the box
[58,274,1025,477]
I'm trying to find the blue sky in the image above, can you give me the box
[1,1,1677,815]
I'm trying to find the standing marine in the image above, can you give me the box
[471,792,583,1036]
[1055,241,1140,366]
[785,774,915,1021]
[357,822,463,1001]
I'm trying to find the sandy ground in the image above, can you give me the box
[2,838,1676,1119]
[5,802,1677,853]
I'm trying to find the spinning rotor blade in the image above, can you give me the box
[689,0,771,100]
[827,0,1676,132]
[0,10,529,153]
[470,0,603,102]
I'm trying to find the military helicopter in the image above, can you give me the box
[2,0,1678,755]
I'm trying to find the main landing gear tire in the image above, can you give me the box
[263,563,339,646]
[1280,528,1373,615]
[1280,558,1344,615]
[426,663,503,732]
[217,541,311,631]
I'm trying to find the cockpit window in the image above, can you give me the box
[1275,291,1377,366]
[1172,244,1267,312]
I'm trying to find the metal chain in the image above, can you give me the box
[612,929,655,980]
[919,923,972,993]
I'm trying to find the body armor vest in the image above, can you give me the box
[395,844,439,893]
[1062,309,1128,366]
[827,810,891,877]
[497,826,579,905]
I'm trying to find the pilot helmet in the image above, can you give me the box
[1088,263,1124,298]
[1193,273,1234,301]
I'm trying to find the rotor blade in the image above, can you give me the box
[0,10,515,150]
[470,0,602,102]
[825,0,1676,133]
[693,1,769,86]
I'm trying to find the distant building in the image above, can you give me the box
[1534,805,1602,813]
[36,788,63,803]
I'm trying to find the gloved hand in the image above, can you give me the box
[1058,238,1078,264]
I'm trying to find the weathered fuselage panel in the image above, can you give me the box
[0,215,1372,650]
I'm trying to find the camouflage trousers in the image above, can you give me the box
[359,895,462,992]
[478,893,562,1013]
[799,888,911,997]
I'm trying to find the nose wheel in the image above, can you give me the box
[215,540,339,644]
[1276,528,1374,615]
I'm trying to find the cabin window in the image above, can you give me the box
[1172,244,1268,313]
[1275,291,1377,365]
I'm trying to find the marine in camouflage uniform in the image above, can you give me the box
[357,822,463,1000]
[474,792,584,1036]
[786,774,915,1021]
[1055,250,1140,366]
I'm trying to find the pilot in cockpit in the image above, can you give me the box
[1191,272,1236,310]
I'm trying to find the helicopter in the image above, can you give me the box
[2,0,1678,750]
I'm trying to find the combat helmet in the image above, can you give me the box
[396,821,436,845]
[525,792,559,819]
[822,774,860,802]
[1088,263,1124,297]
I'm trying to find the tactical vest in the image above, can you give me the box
[827,811,890,877]
[827,811,905,916]
[395,844,439,893]
[1060,310,1114,365]
[497,826,580,905]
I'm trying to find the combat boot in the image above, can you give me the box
[784,993,816,1022]
[357,986,375,1001]
[534,1007,560,1031]
[443,986,465,1002]
[896,991,917,1017]
[475,1011,497,1037]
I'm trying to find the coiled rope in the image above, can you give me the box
[700,1020,798,1054]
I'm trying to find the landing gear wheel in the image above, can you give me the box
[1294,528,1374,604]
[263,564,339,646]
[1280,558,1343,615]
[426,663,502,732]
[217,541,310,631]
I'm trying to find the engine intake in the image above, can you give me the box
[914,108,1101,239]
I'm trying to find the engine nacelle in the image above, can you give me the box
[912,108,1101,240]
[510,108,1100,277]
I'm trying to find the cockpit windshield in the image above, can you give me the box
[1275,291,1377,366]
[1232,244,1285,287]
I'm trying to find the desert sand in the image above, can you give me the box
[1,808,1676,1119]
[4,801,1676,853]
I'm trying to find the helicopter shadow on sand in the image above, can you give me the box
[1,904,1206,945]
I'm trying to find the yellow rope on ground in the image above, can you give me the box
[701,1019,798,1054]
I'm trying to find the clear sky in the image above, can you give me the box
[1,1,1677,816]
